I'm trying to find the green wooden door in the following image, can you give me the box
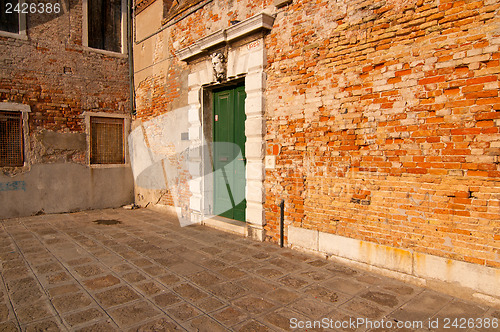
[213,85,246,222]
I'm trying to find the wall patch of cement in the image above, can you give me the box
[0,163,134,219]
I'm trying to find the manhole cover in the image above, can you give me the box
[92,219,121,225]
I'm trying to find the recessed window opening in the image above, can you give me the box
[90,116,124,164]
[0,111,24,167]
[87,0,122,53]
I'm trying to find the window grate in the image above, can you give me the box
[90,117,124,164]
[0,111,24,167]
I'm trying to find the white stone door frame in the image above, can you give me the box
[176,13,274,240]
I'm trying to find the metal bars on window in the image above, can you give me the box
[0,111,24,167]
[90,117,124,164]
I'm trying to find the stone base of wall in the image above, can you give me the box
[201,216,266,241]
[288,226,500,308]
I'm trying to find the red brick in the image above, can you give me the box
[418,76,446,85]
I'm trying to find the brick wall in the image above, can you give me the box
[0,0,130,165]
[134,0,499,268]
[134,0,272,121]
[0,1,133,218]
[264,0,500,268]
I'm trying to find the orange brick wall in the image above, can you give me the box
[264,0,500,268]
[135,0,499,268]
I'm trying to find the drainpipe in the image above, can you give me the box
[280,199,285,248]
[127,0,136,115]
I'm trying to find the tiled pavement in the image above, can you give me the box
[0,208,498,332]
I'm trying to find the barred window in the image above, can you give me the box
[0,111,24,167]
[90,117,124,164]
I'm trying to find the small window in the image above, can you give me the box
[90,117,124,164]
[0,111,24,167]
[87,0,123,53]
[0,0,21,34]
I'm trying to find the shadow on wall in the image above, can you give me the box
[129,106,245,227]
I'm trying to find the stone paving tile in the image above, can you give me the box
[1,208,499,331]
[289,297,336,319]
[211,306,248,327]
[390,290,453,322]
[233,295,277,315]
[167,301,203,322]
[15,300,55,323]
[233,319,274,332]
[208,281,249,301]
[153,291,182,308]
[341,297,390,320]
[95,285,141,308]
[75,320,120,332]
[24,317,64,332]
[0,321,19,332]
[196,296,226,313]
[108,300,162,327]
[62,307,106,327]
[52,292,94,314]
[237,276,279,295]
[303,284,352,305]
[183,314,227,332]
[128,317,184,331]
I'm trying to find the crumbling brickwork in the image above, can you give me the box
[0,0,130,165]
[134,0,499,270]
[264,0,500,268]
[0,0,133,218]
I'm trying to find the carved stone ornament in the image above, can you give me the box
[211,52,226,82]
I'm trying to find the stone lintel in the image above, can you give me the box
[176,13,275,61]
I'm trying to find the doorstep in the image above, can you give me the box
[202,215,246,236]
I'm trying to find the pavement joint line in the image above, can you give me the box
[40,219,187,330]
[55,212,252,330]
[13,219,124,330]
[0,222,69,331]
[0,242,22,331]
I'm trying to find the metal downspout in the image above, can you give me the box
[127,0,136,115]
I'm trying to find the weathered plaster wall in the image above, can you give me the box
[0,164,134,218]
[0,1,133,219]
[264,0,500,269]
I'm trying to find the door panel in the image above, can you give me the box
[213,85,246,222]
